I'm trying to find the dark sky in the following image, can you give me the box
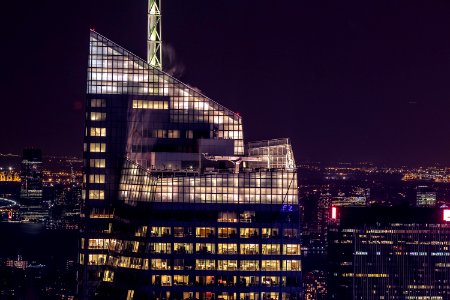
[2,0,450,165]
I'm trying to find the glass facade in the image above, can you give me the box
[79,31,301,300]
[328,208,450,300]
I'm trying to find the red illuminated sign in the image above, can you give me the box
[443,209,450,222]
[331,206,337,220]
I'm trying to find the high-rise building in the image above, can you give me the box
[79,31,301,300]
[328,207,450,300]
[20,148,43,204]
[416,185,436,207]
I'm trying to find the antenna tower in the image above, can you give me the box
[148,0,162,69]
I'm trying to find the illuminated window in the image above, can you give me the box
[218,227,237,238]
[126,290,134,300]
[282,260,301,271]
[88,254,106,265]
[218,211,237,222]
[152,275,172,286]
[151,259,170,270]
[240,244,259,255]
[240,260,259,271]
[283,244,300,255]
[218,260,237,271]
[103,270,114,282]
[135,226,147,237]
[90,112,106,121]
[150,243,171,254]
[90,127,106,137]
[174,243,193,254]
[132,100,168,110]
[90,143,106,152]
[196,259,215,270]
[240,228,259,238]
[196,227,215,238]
[90,159,106,168]
[186,130,194,139]
[150,227,171,237]
[152,129,167,138]
[89,190,104,200]
[173,275,189,285]
[261,260,280,271]
[218,244,237,254]
[89,174,105,184]
[91,98,106,107]
[262,244,280,255]
[88,239,109,249]
[195,275,216,286]
[261,276,281,287]
[196,243,215,254]
[262,228,279,238]
[239,211,255,223]
[168,130,180,139]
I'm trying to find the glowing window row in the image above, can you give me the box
[90,159,106,168]
[91,98,106,108]
[218,211,255,223]
[99,274,300,288]
[89,127,106,137]
[90,143,106,152]
[148,227,298,238]
[150,243,299,255]
[90,112,106,121]
[132,100,168,110]
[96,238,299,255]
[89,190,104,200]
[147,259,301,271]
[89,174,105,184]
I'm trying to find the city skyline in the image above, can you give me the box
[3,1,450,165]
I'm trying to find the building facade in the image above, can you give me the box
[79,31,301,300]
[328,207,450,300]
[20,148,43,204]
[416,186,436,207]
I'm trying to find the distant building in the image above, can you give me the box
[328,207,450,299]
[332,187,369,207]
[20,148,43,204]
[0,168,20,182]
[5,255,28,270]
[303,270,327,300]
[416,185,436,207]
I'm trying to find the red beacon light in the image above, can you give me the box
[331,206,337,220]
[443,209,450,222]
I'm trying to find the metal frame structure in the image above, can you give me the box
[148,0,162,69]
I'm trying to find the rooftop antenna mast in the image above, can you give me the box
[148,0,162,69]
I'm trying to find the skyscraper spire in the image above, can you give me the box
[147,0,162,69]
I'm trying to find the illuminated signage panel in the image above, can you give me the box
[331,207,337,220]
[443,209,450,222]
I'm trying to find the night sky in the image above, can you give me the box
[2,0,450,165]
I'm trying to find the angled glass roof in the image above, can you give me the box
[88,30,244,154]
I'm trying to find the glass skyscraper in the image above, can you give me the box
[79,31,301,300]
[328,207,450,299]
[20,148,43,204]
